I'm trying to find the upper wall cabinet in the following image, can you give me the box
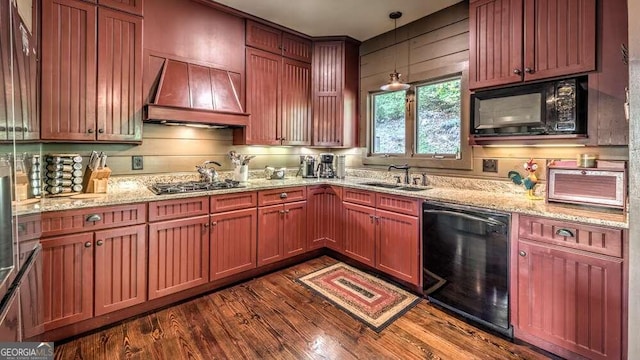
[235,20,312,146]
[97,0,143,16]
[312,39,359,147]
[41,0,143,142]
[469,0,596,89]
[246,20,312,63]
[0,0,39,142]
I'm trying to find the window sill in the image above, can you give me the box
[362,154,472,170]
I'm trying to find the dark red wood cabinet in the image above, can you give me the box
[210,207,258,281]
[257,187,308,266]
[41,0,142,142]
[307,185,343,251]
[237,21,312,146]
[514,215,624,360]
[39,204,148,331]
[312,39,359,147]
[98,0,143,16]
[94,224,147,316]
[342,189,420,286]
[469,0,596,89]
[0,0,39,141]
[41,232,94,331]
[147,197,211,297]
[246,20,312,63]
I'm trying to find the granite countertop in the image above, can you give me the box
[14,171,628,229]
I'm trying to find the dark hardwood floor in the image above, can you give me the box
[54,256,550,360]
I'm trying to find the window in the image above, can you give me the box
[372,90,406,154]
[416,77,461,155]
[370,75,462,158]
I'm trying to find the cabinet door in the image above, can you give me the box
[246,20,282,55]
[306,186,326,250]
[41,233,94,330]
[41,0,97,141]
[325,186,344,252]
[469,0,523,89]
[98,0,143,16]
[312,41,344,146]
[210,208,257,281]
[97,8,143,142]
[342,202,375,267]
[94,224,146,316]
[148,216,210,300]
[283,201,307,258]
[281,32,312,63]
[376,209,419,285]
[245,48,280,145]
[280,58,311,145]
[523,0,596,81]
[257,205,283,266]
[516,241,622,360]
[10,0,39,141]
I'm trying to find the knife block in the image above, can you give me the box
[82,167,111,193]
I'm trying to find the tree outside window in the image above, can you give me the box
[370,76,461,157]
[416,77,461,155]
[372,90,406,154]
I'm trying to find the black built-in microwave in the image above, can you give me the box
[471,76,587,137]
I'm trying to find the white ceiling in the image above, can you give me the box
[212,0,463,41]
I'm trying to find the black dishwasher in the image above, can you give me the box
[423,201,512,337]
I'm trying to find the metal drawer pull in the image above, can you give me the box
[279,210,285,214]
[519,250,526,257]
[84,242,92,248]
[280,193,288,199]
[556,229,575,238]
[96,240,104,246]
[86,214,102,222]
[211,222,217,226]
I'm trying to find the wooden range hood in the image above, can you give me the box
[145,58,249,127]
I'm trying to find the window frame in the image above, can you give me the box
[364,63,471,171]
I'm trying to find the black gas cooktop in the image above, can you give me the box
[149,180,244,195]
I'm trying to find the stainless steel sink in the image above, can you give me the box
[360,182,401,189]
[360,182,430,192]
[395,186,430,192]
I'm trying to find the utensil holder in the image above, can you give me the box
[82,167,111,193]
[234,165,248,182]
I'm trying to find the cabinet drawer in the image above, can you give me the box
[518,215,623,257]
[376,193,420,217]
[343,188,376,207]
[42,203,147,237]
[258,187,306,206]
[211,192,257,213]
[149,196,209,222]
[17,214,42,241]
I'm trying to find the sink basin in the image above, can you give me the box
[360,182,430,192]
[396,186,430,192]
[360,182,401,189]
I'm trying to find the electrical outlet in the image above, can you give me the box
[482,159,498,173]
[132,156,143,170]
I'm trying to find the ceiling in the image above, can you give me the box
[211,0,463,41]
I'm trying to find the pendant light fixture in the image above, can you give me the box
[380,11,410,91]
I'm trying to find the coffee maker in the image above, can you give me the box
[300,155,316,178]
[316,153,335,178]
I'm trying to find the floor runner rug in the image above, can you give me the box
[297,262,421,332]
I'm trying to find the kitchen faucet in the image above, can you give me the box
[388,164,411,184]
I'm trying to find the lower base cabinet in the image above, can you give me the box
[210,208,257,281]
[307,185,343,251]
[148,216,210,300]
[258,201,307,266]
[343,202,376,267]
[41,224,146,331]
[342,190,420,286]
[514,215,624,360]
